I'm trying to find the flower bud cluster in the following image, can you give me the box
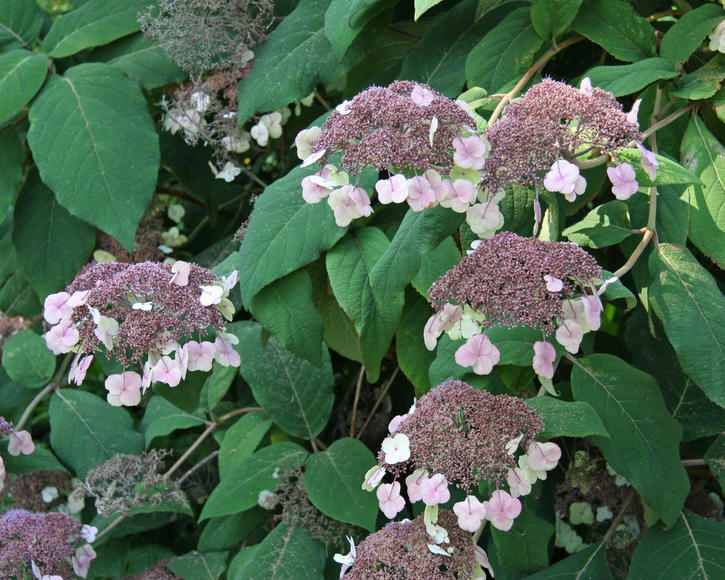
[43,261,240,406]
[426,232,601,378]
[297,82,501,231]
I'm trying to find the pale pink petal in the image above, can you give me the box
[453,495,487,532]
[7,430,34,456]
[421,473,450,506]
[484,490,521,531]
[377,481,406,519]
[454,333,500,375]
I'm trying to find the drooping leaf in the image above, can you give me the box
[42,0,152,58]
[491,508,554,572]
[27,63,159,251]
[324,0,391,61]
[649,244,725,408]
[411,236,460,299]
[12,172,95,298]
[562,201,631,248]
[465,7,544,93]
[526,543,612,580]
[232,524,325,580]
[526,397,610,440]
[89,33,186,89]
[250,269,324,366]
[0,1,44,51]
[304,438,379,531]
[0,126,23,219]
[0,49,48,125]
[671,54,725,101]
[235,321,334,439]
[49,389,144,478]
[201,442,308,520]
[200,363,238,413]
[571,354,689,526]
[139,396,206,447]
[218,412,273,480]
[571,0,656,62]
[396,288,435,393]
[660,4,725,66]
[169,551,228,580]
[584,58,678,97]
[198,510,267,552]
[530,0,583,40]
[1,329,55,389]
[326,227,404,381]
[628,510,725,578]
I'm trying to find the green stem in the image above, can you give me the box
[15,352,73,431]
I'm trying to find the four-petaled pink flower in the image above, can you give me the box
[526,441,561,472]
[543,160,586,201]
[152,356,182,387]
[453,495,487,532]
[440,179,477,213]
[43,292,72,324]
[381,433,410,464]
[328,185,373,227]
[214,336,241,367]
[45,319,80,354]
[453,135,488,170]
[484,489,521,531]
[555,319,583,354]
[170,261,190,286]
[465,201,504,238]
[406,175,437,211]
[405,469,427,503]
[507,467,532,498]
[581,294,602,331]
[607,163,638,200]
[72,543,96,579]
[637,143,658,182]
[423,304,463,350]
[421,473,450,506]
[7,429,35,456]
[200,284,224,306]
[377,481,406,519]
[411,84,434,107]
[302,170,335,203]
[454,333,500,375]
[105,372,142,406]
[375,174,408,204]
[532,340,556,379]
[184,340,216,372]
[544,275,563,292]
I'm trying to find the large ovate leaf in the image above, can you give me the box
[236,0,334,124]
[326,227,404,381]
[526,543,612,579]
[704,436,725,491]
[660,4,725,67]
[0,126,23,217]
[571,0,656,62]
[571,354,689,526]
[201,442,308,520]
[0,49,48,125]
[235,321,334,439]
[396,288,435,393]
[304,438,378,531]
[232,524,325,580]
[411,236,460,298]
[616,148,701,188]
[27,63,159,251]
[491,509,554,572]
[465,7,544,93]
[584,58,678,97]
[49,389,144,478]
[414,0,444,20]
[42,0,152,58]
[671,54,725,101]
[218,413,273,480]
[169,551,228,580]
[530,0,583,40]
[1,329,55,389]
[527,397,610,440]
[628,510,725,578]
[324,0,390,61]
[0,1,44,51]
[562,201,631,248]
[139,396,206,447]
[649,244,725,408]
[198,510,267,552]
[249,269,324,366]
[12,172,95,297]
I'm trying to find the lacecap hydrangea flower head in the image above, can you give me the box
[296,81,502,233]
[43,261,240,406]
[425,232,602,379]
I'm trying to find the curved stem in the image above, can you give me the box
[350,365,365,438]
[601,487,636,546]
[641,103,696,140]
[356,366,399,439]
[488,35,584,126]
[15,352,73,431]
[93,512,129,544]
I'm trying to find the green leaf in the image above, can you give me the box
[672,54,725,101]
[324,0,390,61]
[530,0,583,40]
[599,269,636,311]
[571,0,656,62]
[201,442,308,520]
[400,0,509,97]
[704,436,725,491]
[526,543,612,579]
[49,389,144,478]
[1,329,55,389]
[2,444,67,473]
[198,510,267,552]
[527,397,610,439]
[218,413,273,480]
[304,438,378,531]
[140,396,206,447]
[414,0,444,20]
[499,184,535,234]
[562,201,631,248]
[42,0,151,58]
[238,164,347,306]
[89,33,186,89]
[152,370,206,415]
[0,127,23,217]
[27,63,158,251]
[661,4,725,67]
[369,205,462,308]
[584,58,678,97]
[492,508,554,572]
[250,269,324,367]
[235,321,334,439]
[314,281,364,362]
[465,7,544,93]
[236,0,334,124]
[649,244,725,408]
[681,116,725,177]
[200,363,238,413]
[232,524,325,580]
[616,148,701,188]
[0,1,43,51]
[0,49,47,126]
[571,354,689,526]
[411,236,460,299]
[12,172,95,297]
[486,325,546,366]
[169,551,228,580]
[396,288,435,393]
[326,227,404,381]
[629,510,725,579]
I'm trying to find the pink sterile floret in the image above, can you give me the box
[454,333,500,375]
[484,490,521,531]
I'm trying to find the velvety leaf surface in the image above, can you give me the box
[562,201,631,248]
[0,127,23,217]
[1,329,55,389]
[527,397,610,440]
[584,58,678,97]
[414,0,444,20]
[140,396,206,447]
[396,288,435,393]
[0,1,44,51]
[324,0,390,61]
[0,49,47,125]
[526,543,612,579]
[530,0,583,40]
[660,4,725,66]
[492,509,554,572]
[169,551,228,580]
[218,413,273,480]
